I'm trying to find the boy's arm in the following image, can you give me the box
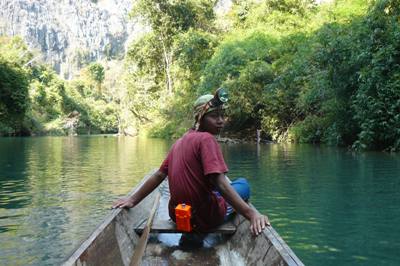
[210,173,270,235]
[112,170,167,209]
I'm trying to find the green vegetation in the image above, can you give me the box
[0,37,31,135]
[1,0,399,151]
[0,36,118,136]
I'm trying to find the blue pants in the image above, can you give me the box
[230,177,250,201]
[214,177,250,217]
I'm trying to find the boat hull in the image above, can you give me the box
[63,172,303,266]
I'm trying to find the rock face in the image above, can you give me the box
[0,0,146,78]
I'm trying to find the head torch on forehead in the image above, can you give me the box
[201,87,229,116]
[209,87,229,108]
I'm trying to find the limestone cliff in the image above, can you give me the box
[0,0,146,78]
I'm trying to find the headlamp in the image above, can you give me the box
[209,87,228,108]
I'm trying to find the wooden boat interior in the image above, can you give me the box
[64,172,304,266]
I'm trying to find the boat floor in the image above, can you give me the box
[139,180,244,265]
[142,233,243,266]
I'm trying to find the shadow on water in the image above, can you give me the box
[0,138,32,210]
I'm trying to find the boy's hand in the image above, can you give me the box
[249,210,271,236]
[112,197,135,209]
[111,170,166,210]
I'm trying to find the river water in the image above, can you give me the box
[0,136,399,265]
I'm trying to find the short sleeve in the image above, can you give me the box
[159,148,172,175]
[200,134,228,175]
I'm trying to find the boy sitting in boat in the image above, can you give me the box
[112,89,270,241]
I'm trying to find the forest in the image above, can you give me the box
[0,0,399,151]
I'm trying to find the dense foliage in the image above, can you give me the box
[0,36,119,136]
[135,0,400,151]
[0,37,31,135]
[125,0,218,138]
[1,0,399,150]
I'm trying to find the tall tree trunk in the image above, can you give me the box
[117,113,122,135]
[161,38,173,95]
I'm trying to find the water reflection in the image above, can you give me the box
[223,143,400,266]
[0,138,399,265]
[0,139,32,210]
[0,136,171,265]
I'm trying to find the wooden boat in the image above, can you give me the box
[63,171,304,266]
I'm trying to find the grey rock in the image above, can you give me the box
[0,0,147,78]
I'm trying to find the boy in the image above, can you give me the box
[112,92,270,236]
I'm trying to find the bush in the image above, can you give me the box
[0,57,29,135]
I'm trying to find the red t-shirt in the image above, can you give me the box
[159,129,228,231]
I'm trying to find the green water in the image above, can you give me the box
[0,136,399,265]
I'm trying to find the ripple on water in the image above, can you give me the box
[1,139,400,265]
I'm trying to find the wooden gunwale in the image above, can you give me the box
[63,172,156,266]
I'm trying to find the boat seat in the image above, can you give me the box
[135,188,237,234]
[135,217,237,234]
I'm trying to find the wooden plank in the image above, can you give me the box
[130,192,161,266]
[135,218,237,234]
[225,203,304,266]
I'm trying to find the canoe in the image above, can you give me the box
[63,171,304,266]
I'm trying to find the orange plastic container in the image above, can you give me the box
[175,203,192,232]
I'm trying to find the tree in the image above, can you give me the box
[351,0,400,150]
[124,0,218,137]
[0,36,32,135]
[130,0,216,95]
[0,57,29,135]
[198,31,276,129]
[88,62,105,94]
